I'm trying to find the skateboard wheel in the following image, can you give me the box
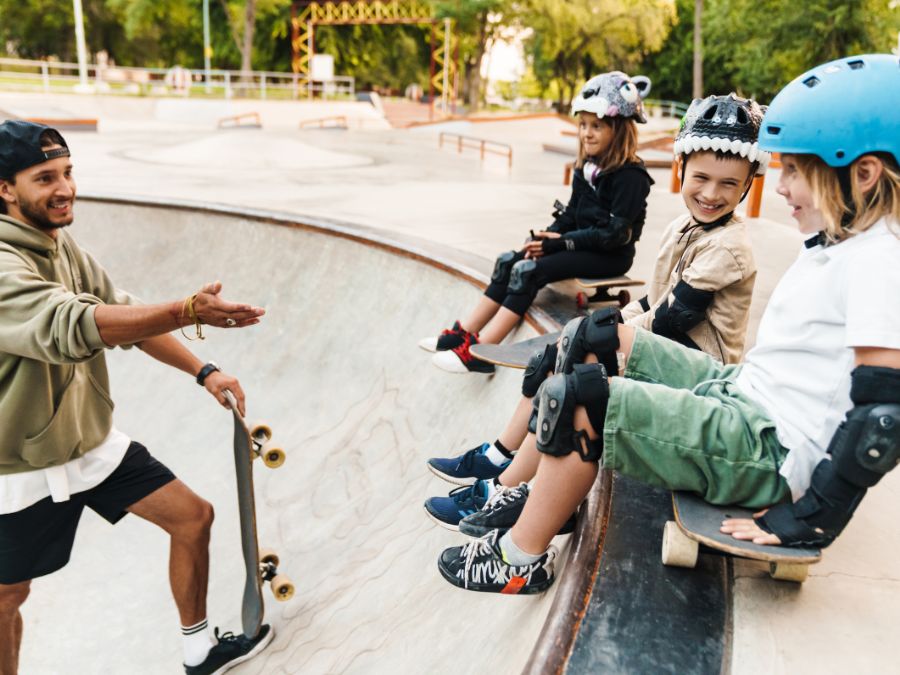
[249,422,273,444]
[576,292,588,310]
[270,574,295,601]
[261,442,286,468]
[769,562,809,583]
[661,520,699,568]
[259,548,280,567]
[616,290,631,307]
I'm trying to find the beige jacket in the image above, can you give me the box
[0,215,137,475]
[622,213,756,363]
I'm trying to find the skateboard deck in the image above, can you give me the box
[575,276,644,309]
[470,331,560,369]
[225,391,294,639]
[663,491,821,582]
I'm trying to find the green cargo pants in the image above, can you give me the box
[602,328,792,509]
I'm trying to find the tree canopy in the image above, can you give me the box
[1,0,898,107]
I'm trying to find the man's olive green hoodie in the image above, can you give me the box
[0,214,137,475]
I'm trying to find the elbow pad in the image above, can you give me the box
[603,214,634,247]
[652,281,714,335]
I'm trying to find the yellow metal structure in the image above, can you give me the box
[290,0,457,114]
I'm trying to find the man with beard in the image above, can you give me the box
[0,120,271,675]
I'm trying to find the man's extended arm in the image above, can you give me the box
[94,281,264,347]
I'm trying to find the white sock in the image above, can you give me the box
[484,442,511,467]
[499,531,543,566]
[182,618,215,667]
[484,477,501,502]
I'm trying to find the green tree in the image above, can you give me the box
[519,0,676,110]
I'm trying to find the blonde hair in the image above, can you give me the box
[793,153,900,242]
[575,116,640,173]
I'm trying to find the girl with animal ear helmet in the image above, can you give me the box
[435,54,900,595]
[419,71,654,375]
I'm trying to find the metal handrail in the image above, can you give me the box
[438,132,512,168]
[0,57,354,100]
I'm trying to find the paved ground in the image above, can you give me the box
[6,93,898,674]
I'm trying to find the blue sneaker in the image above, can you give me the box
[424,480,492,530]
[427,443,510,486]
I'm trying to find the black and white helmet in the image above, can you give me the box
[674,94,771,175]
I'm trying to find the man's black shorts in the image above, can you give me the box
[0,442,176,585]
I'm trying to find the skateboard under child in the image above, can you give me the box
[224,391,294,639]
[662,491,821,582]
[575,276,644,309]
[470,331,560,369]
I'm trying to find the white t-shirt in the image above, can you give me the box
[736,218,900,499]
[0,427,131,514]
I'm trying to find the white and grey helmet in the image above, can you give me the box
[674,94,771,175]
[571,72,652,123]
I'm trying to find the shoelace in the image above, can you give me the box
[461,532,512,589]
[452,331,477,364]
[450,481,484,508]
[483,482,529,512]
[457,446,485,470]
[214,628,239,644]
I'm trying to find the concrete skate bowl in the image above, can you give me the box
[21,196,730,675]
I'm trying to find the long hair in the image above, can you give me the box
[575,116,640,172]
[793,153,900,242]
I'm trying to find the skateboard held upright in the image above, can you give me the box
[224,391,294,640]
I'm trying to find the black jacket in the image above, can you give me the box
[547,161,653,253]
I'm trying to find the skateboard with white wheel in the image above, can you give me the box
[224,390,294,640]
[575,276,644,310]
[662,491,821,583]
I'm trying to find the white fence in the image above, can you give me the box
[0,57,354,100]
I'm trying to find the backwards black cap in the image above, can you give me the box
[0,120,70,180]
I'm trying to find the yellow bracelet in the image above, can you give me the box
[179,293,204,341]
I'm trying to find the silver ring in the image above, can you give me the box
[225,318,237,327]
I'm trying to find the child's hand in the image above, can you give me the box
[523,231,561,259]
[720,510,782,546]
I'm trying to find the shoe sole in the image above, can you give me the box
[209,625,275,675]
[423,505,462,531]
[437,561,554,595]
[426,463,477,486]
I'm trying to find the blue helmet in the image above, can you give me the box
[759,54,900,167]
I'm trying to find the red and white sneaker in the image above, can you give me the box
[418,321,467,353]
[431,331,495,374]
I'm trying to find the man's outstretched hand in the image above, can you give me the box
[191,281,265,328]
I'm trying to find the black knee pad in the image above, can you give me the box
[555,307,621,376]
[491,250,517,284]
[522,343,559,398]
[508,259,538,295]
[534,363,609,462]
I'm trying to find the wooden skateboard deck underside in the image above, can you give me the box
[576,276,644,289]
[672,492,821,564]
[232,409,265,639]
[470,331,560,369]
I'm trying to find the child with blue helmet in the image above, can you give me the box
[419,71,654,374]
[436,54,900,595]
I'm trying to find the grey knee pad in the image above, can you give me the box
[508,259,538,295]
[534,363,609,462]
[555,307,621,376]
[522,343,559,397]
[491,250,517,284]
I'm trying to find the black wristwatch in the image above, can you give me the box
[196,361,220,386]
